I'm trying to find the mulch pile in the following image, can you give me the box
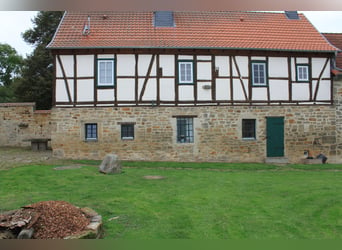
[0,201,90,239]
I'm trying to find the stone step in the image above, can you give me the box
[265,157,289,164]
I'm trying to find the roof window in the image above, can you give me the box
[153,11,175,27]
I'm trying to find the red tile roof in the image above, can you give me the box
[321,33,342,70]
[48,11,337,52]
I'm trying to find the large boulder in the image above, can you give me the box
[99,154,122,174]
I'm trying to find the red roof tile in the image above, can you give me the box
[48,11,337,52]
[321,33,342,70]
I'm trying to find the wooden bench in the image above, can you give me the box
[23,138,51,151]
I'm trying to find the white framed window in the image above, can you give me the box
[251,61,267,86]
[178,61,194,84]
[97,59,115,87]
[296,64,310,82]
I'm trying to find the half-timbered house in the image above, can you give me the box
[47,11,342,163]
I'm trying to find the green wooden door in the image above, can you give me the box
[266,117,284,157]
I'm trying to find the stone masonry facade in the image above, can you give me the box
[0,103,52,147]
[51,82,342,163]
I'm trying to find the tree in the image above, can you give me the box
[0,43,23,87]
[15,11,63,110]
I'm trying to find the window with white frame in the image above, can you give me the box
[296,64,309,82]
[242,119,256,139]
[97,59,115,86]
[85,123,98,141]
[251,61,267,86]
[176,117,194,143]
[178,61,194,84]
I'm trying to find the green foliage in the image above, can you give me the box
[14,11,63,109]
[0,43,23,87]
[1,163,342,239]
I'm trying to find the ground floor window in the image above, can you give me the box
[242,119,256,139]
[85,123,97,141]
[177,117,194,143]
[121,123,135,140]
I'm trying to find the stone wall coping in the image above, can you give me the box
[0,102,36,107]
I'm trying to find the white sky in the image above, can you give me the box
[0,11,342,58]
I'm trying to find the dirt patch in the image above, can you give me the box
[143,175,166,180]
[53,165,83,170]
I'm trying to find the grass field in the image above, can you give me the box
[0,161,341,239]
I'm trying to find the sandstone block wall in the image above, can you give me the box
[0,103,52,147]
[51,103,340,163]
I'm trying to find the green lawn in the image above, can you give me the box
[0,162,341,239]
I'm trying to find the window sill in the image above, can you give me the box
[242,137,256,141]
[84,139,98,142]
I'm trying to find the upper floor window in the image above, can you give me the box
[251,61,267,86]
[97,59,115,87]
[178,61,194,84]
[296,64,310,82]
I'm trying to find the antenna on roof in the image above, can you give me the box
[82,15,91,35]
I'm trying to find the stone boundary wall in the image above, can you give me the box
[0,103,52,147]
[51,103,341,164]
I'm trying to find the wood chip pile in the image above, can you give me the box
[0,201,91,239]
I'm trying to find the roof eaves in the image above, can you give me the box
[47,45,338,53]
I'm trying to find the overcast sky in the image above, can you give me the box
[1,11,342,58]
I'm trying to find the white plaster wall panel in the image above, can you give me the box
[117,79,135,100]
[315,81,331,100]
[252,88,267,100]
[77,79,93,102]
[138,79,157,101]
[215,56,230,77]
[138,55,156,77]
[159,55,175,76]
[160,79,175,101]
[251,56,266,61]
[232,79,246,100]
[290,58,296,81]
[98,54,114,59]
[215,79,230,100]
[56,80,69,102]
[292,84,310,100]
[268,57,288,77]
[197,82,212,101]
[269,80,288,100]
[97,89,115,101]
[296,57,308,64]
[179,85,194,101]
[311,58,330,78]
[117,55,135,76]
[197,56,211,60]
[57,55,74,78]
[178,55,194,60]
[232,56,249,77]
[197,62,212,80]
[77,55,94,77]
